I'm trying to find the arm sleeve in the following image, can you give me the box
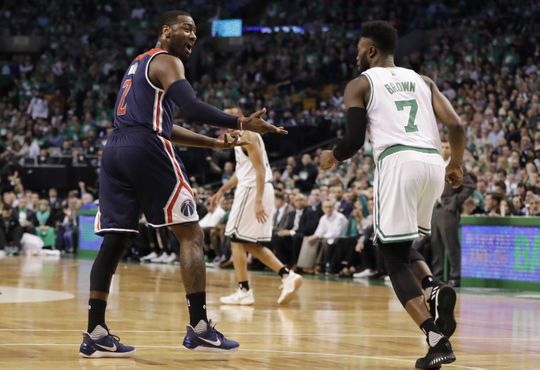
[332,107,368,162]
[166,79,238,129]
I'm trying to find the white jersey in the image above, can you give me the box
[362,66,441,161]
[226,133,274,243]
[234,133,272,187]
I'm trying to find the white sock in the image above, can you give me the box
[193,320,209,334]
[89,325,108,340]
[428,331,443,347]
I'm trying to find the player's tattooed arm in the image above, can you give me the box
[243,132,269,224]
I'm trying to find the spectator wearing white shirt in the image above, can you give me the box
[296,200,347,273]
[309,200,348,244]
[26,91,49,120]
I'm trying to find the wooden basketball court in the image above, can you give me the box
[0,256,539,369]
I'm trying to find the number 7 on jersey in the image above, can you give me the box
[395,99,418,133]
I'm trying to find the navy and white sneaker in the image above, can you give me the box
[183,320,239,352]
[428,283,457,338]
[79,325,136,358]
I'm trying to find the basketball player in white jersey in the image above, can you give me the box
[320,21,465,369]
[210,107,302,305]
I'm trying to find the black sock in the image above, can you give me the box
[421,276,435,290]
[420,318,443,347]
[186,291,208,327]
[239,281,250,291]
[88,298,107,333]
[278,266,289,278]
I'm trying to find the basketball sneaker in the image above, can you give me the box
[163,252,177,264]
[415,336,455,369]
[183,320,239,352]
[150,252,169,263]
[140,251,157,263]
[220,288,255,305]
[428,283,457,338]
[79,325,135,358]
[352,268,377,279]
[277,271,303,304]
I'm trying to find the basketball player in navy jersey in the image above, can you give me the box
[79,10,286,358]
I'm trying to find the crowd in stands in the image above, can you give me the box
[0,181,96,256]
[0,0,539,265]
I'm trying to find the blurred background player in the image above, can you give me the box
[319,21,464,369]
[210,107,302,306]
[80,10,286,358]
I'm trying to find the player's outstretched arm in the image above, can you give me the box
[421,75,466,188]
[170,125,248,150]
[209,174,238,212]
[149,54,286,135]
[319,76,369,170]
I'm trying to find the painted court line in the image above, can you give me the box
[0,343,487,370]
[0,329,538,342]
[242,348,487,370]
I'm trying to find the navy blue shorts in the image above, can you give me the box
[95,126,199,235]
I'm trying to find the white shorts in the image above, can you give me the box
[225,183,275,244]
[374,146,445,243]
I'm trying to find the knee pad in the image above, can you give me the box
[90,233,134,292]
[380,241,411,274]
[380,242,423,306]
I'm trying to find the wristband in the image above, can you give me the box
[238,116,245,132]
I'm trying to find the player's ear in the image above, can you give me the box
[368,45,377,59]
[162,25,172,39]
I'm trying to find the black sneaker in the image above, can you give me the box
[415,336,456,369]
[428,283,457,338]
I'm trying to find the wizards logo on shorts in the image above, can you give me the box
[181,199,195,217]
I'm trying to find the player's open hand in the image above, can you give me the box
[319,150,337,170]
[445,161,464,188]
[242,108,288,135]
[209,191,223,212]
[255,200,268,224]
[213,130,250,150]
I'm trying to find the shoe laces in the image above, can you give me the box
[108,332,122,343]
[207,320,225,340]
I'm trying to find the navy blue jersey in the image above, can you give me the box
[113,48,176,139]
